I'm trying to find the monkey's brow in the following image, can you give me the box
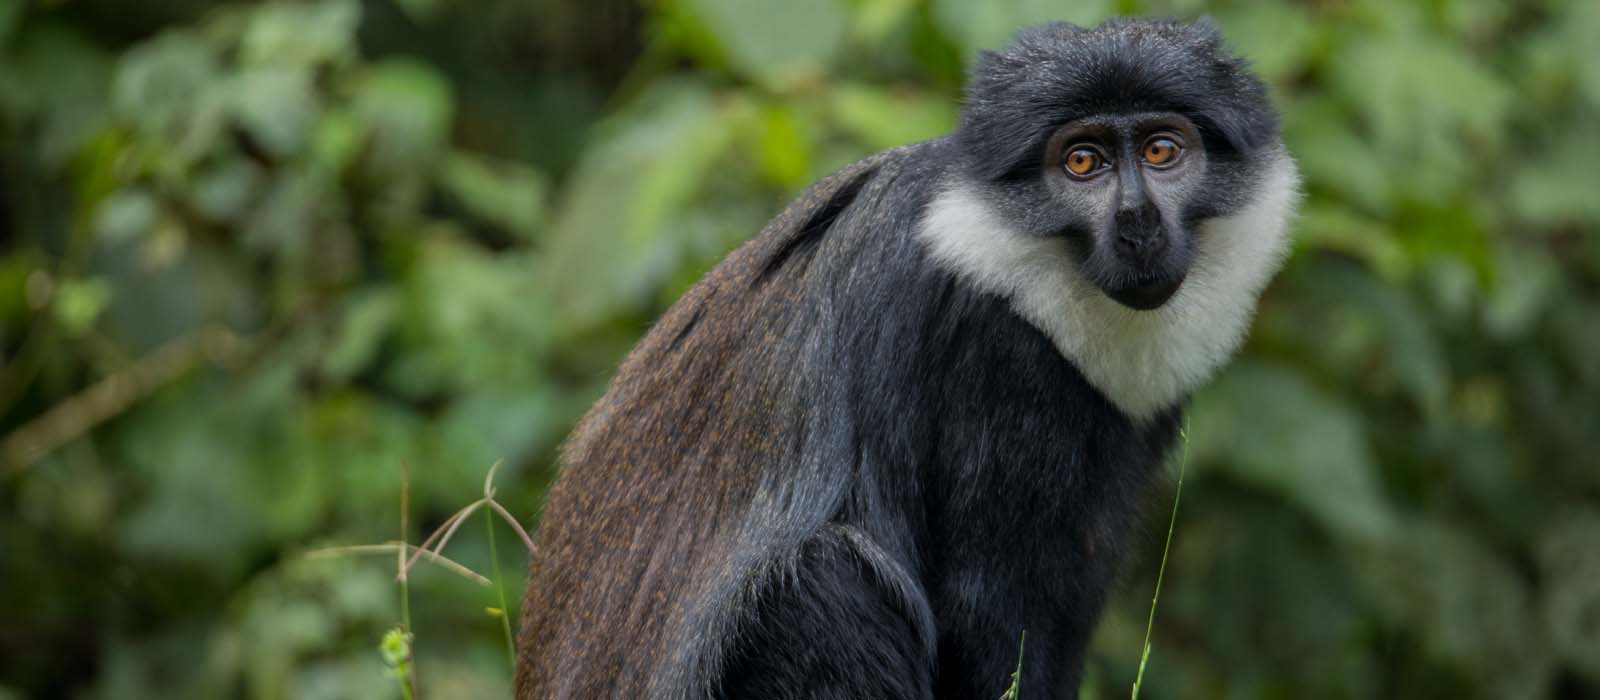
[1058,111,1189,130]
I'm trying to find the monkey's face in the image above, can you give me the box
[1040,113,1208,310]
[926,19,1297,417]
[950,19,1283,313]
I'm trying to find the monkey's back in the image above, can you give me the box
[515,152,905,699]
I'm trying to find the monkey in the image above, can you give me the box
[516,17,1297,700]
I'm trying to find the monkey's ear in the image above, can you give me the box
[1188,16,1279,154]
[1185,16,1226,44]
[1198,102,1279,155]
[957,50,1052,181]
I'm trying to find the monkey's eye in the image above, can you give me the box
[1063,147,1105,177]
[1142,137,1182,167]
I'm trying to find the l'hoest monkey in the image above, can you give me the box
[517,17,1297,700]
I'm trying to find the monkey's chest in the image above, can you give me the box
[920,414,1177,698]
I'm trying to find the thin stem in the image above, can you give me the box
[402,499,486,575]
[399,461,417,699]
[486,508,516,670]
[305,542,491,585]
[1131,420,1190,700]
[487,500,537,553]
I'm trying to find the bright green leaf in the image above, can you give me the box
[931,0,1113,56]
[683,0,848,88]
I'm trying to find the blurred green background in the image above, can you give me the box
[1,0,1598,698]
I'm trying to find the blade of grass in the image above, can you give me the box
[398,460,418,699]
[999,631,1025,700]
[481,461,516,670]
[485,507,516,670]
[1130,421,1190,700]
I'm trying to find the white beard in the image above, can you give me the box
[916,148,1300,422]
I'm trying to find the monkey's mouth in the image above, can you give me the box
[1106,275,1184,311]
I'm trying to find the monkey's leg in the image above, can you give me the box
[715,526,935,700]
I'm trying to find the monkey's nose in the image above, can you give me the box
[1114,229,1167,264]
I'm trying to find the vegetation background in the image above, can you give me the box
[1,0,1598,697]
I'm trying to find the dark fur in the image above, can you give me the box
[518,18,1274,699]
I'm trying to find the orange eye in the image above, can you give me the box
[1064,148,1103,177]
[1142,137,1181,166]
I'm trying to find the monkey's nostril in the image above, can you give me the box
[1114,230,1167,261]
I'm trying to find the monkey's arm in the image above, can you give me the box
[714,526,936,700]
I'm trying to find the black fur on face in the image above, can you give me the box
[954,18,1280,310]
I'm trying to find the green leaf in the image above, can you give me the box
[1214,0,1316,83]
[0,0,23,48]
[1355,519,1553,698]
[239,0,360,67]
[683,0,848,88]
[6,24,114,168]
[1537,509,1600,683]
[755,102,812,190]
[111,31,225,170]
[320,289,401,382]
[1509,123,1600,227]
[1327,27,1512,202]
[436,150,549,241]
[1190,361,1396,540]
[1292,203,1408,280]
[94,187,162,243]
[189,158,266,224]
[931,0,1113,56]
[226,66,320,157]
[828,82,957,150]
[1282,96,1396,215]
[52,277,112,335]
[352,59,454,175]
[537,82,752,329]
[850,0,918,44]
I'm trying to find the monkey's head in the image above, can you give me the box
[953,18,1281,311]
[923,18,1297,419]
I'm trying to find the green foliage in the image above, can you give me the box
[1,0,1597,698]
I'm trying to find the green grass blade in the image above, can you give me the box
[1130,421,1190,700]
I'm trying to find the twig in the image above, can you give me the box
[1,325,243,473]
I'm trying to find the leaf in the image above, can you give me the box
[1537,509,1600,683]
[111,30,226,170]
[850,0,918,44]
[1189,361,1396,540]
[1286,204,1407,281]
[537,81,752,329]
[436,150,549,241]
[1355,518,1554,699]
[1509,122,1600,227]
[52,277,112,336]
[683,0,848,88]
[1327,26,1513,202]
[1213,0,1316,84]
[239,0,360,67]
[225,65,320,157]
[352,59,454,175]
[755,102,811,190]
[827,82,957,150]
[189,157,266,224]
[931,0,1113,56]
[6,24,114,168]
[320,288,401,382]
[94,187,162,243]
[1282,96,1396,216]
